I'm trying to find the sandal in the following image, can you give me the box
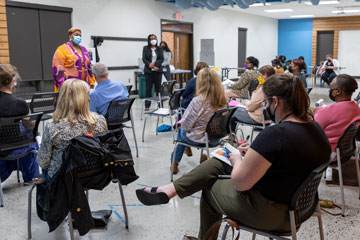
[136,187,169,206]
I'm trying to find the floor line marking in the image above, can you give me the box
[113,210,126,224]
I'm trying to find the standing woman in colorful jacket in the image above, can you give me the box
[52,28,95,92]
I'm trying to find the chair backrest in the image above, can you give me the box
[290,153,334,225]
[72,147,107,181]
[205,107,237,141]
[169,89,184,111]
[336,120,360,164]
[105,98,136,130]
[126,85,132,94]
[0,112,43,152]
[30,92,58,114]
[160,80,176,97]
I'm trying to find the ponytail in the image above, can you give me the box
[289,76,313,123]
[263,74,313,123]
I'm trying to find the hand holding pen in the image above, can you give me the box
[237,136,250,156]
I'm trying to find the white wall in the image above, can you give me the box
[14,0,278,84]
[338,30,360,77]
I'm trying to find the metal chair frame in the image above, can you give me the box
[0,112,43,207]
[29,92,58,129]
[170,107,236,182]
[142,89,184,143]
[235,108,271,143]
[105,98,138,157]
[327,120,360,216]
[27,146,129,239]
[220,155,335,240]
[140,80,176,120]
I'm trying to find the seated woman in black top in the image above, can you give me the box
[135,74,331,239]
[0,64,39,184]
[181,61,209,109]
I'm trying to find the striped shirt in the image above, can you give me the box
[181,96,223,143]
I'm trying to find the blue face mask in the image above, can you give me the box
[72,36,82,45]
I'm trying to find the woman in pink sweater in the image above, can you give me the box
[314,74,360,153]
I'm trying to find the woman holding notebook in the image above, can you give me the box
[136,73,331,239]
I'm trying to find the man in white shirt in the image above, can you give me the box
[321,54,340,86]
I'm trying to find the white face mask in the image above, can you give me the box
[150,39,157,46]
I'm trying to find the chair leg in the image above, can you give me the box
[171,143,179,182]
[142,116,148,142]
[169,113,175,143]
[205,133,210,160]
[17,158,20,183]
[85,190,89,201]
[130,110,139,157]
[289,210,297,240]
[336,148,346,216]
[200,149,203,163]
[140,100,144,121]
[68,213,75,240]
[252,233,256,240]
[220,223,230,240]
[0,178,3,207]
[250,127,255,143]
[316,202,325,240]
[354,146,360,200]
[28,184,36,239]
[118,182,129,229]
[156,116,159,136]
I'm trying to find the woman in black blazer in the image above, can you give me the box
[142,34,164,110]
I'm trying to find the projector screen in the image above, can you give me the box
[338,30,360,77]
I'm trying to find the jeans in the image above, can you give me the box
[172,127,203,163]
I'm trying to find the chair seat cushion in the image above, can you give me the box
[143,96,169,102]
[176,139,220,148]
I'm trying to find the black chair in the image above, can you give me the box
[27,144,129,240]
[235,108,271,143]
[140,80,176,120]
[170,107,236,182]
[29,92,58,129]
[327,120,360,216]
[220,155,335,240]
[306,88,313,94]
[105,98,138,157]
[0,112,43,207]
[126,85,132,95]
[142,89,184,143]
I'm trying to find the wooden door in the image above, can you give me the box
[174,33,190,70]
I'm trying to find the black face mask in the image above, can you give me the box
[266,102,276,122]
[329,88,337,102]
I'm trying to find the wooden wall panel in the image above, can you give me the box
[0,0,8,63]
[312,16,360,66]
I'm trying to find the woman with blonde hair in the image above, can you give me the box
[36,79,107,183]
[171,68,227,174]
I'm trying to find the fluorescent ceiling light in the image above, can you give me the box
[290,15,315,18]
[332,9,360,13]
[265,9,294,13]
[250,3,271,7]
[304,1,339,5]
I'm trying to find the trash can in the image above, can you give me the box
[138,76,154,98]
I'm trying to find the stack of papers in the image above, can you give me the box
[153,108,170,115]
[222,79,235,88]
[211,143,241,166]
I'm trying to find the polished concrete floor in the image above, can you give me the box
[1,79,360,240]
